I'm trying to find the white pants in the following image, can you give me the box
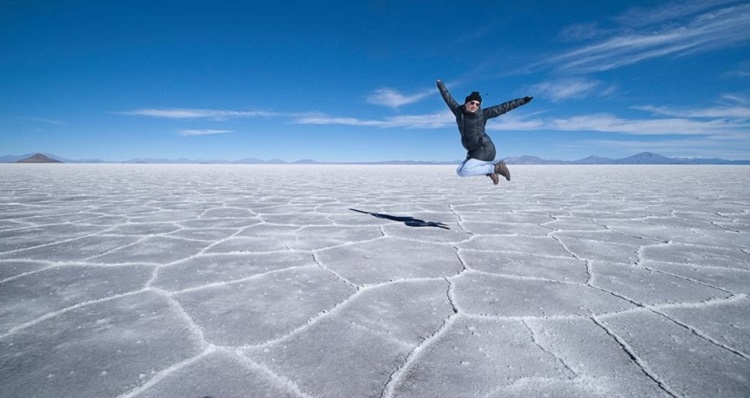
[456,158,495,177]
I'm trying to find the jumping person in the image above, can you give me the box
[437,79,532,185]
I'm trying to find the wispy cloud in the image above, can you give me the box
[365,88,434,108]
[179,129,234,136]
[481,113,547,131]
[530,78,615,102]
[721,93,750,105]
[295,112,452,129]
[121,108,277,120]
[454,25,495,44]
[725,61,750,78]
[558,23,611,42]
[545,2,750,73]
[615,0,739,27]
[540,113,749,136]
[634,104,750,119]
[18,116,65,125]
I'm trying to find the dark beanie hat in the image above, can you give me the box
[465,91,482,104]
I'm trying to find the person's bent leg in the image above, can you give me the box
[456,158,495,177]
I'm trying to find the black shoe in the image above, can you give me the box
[495,161,511,181]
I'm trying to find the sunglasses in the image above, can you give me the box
[468,101,480,106]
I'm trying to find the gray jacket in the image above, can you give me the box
[437,80,530,161]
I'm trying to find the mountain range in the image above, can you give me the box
[502,152,750,165]
[2,152,749,165]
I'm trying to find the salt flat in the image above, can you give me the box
[1,164,749,397]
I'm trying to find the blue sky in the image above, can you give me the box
[2,0,749,162]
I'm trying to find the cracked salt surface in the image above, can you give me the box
[1,164,749,397]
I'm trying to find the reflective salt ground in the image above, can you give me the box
[1,164,749,397]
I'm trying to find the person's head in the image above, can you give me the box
[464,91,482,113]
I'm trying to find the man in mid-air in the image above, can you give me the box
[437,79,533,185]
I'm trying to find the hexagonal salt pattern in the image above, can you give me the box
[1,164,748,397]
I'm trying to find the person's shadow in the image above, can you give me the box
[349,208,450,230]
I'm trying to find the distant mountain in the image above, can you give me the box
[613,152,673,164]
[54,155,107,163]
[124,158,176,164]
[16,153,63,163]
[679,157,750,165]
[1,153,107,163]
[612,152,750,165]
[503,152,750,165]
[233,157,268,164]
[365,160,458,165]
[124,157,224,164]
[575,155,616,164]
[503,155,559,165]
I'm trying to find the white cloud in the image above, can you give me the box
[455,25,495,44]
[294,116,383,127]
[558,23,610,42]
[725,61,750,78]
[634,104,750,119]
[546,2,750,73]
[530,78,611,102]
[721,93,750,105]
[577,114,743,136]
[121,108,277,120]
[616,0,739,27]
[365,88,434,108]
[18,116,65,125]
[483,113,547,131]
[545,113,749,135]
[295,112,453,129]
[179,129,234,136]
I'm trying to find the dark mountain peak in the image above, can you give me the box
[619,152,674,164]
[17,153,63,163]
[577,155,614,164]
[504,155,556,165]
[633,152,666,159]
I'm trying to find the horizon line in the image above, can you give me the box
[4,151,750,165]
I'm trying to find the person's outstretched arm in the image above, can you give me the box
[484,96,533,119]
[437,79,460,114]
